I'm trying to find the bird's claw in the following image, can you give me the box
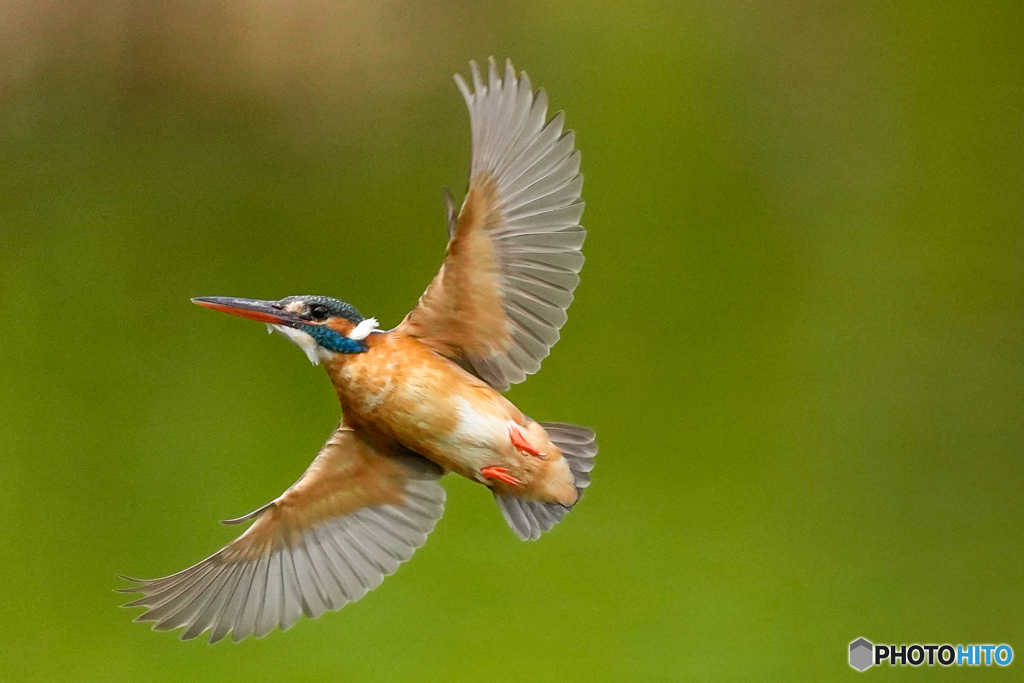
[481,466,522,487]
[510,427,546,459]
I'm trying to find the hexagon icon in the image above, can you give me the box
[849,638,874,671]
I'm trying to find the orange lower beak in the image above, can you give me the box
[191,297,300,325]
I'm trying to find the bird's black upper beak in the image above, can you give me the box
[191,297,303,326]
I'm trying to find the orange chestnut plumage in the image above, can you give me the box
[121,58,597,643]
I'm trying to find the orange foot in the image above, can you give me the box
[481,466,522,487]
[510,427,546,459]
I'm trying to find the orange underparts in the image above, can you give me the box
[481,467,522,487]
[510,427,545,458]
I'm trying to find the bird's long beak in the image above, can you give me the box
[191,297,302,326]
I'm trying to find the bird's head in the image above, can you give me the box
[192,295,379,365]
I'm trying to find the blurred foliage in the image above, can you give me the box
[1,1,1022,681]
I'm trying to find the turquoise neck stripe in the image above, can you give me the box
[301,324,368,354]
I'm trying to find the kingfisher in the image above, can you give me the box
[121,58,597,643]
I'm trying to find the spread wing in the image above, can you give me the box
[120,423,445,642]
[397,58,585,391]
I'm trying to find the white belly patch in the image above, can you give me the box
[442,397,515,470]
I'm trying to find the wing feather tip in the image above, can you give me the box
[470,60,484,92]
[221,501,274,525]
[454,72,471,103]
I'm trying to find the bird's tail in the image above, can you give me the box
[494,422,597,541]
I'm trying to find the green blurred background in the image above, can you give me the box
[1,1,1022,680]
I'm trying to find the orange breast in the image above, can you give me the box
[323,332,476,456]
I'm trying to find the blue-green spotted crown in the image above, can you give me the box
[281,295,364,323]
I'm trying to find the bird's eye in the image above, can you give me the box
[309,304,330,321]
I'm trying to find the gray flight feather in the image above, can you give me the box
[120,476,445,642]
[454,58,586,391]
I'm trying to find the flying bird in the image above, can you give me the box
[121,58,596,642]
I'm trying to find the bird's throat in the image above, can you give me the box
[268,324,368,365]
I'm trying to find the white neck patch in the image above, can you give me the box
[348,317,379,341]
[267,324,322,365]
